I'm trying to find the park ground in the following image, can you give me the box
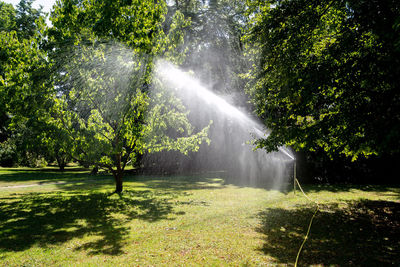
[0,167,399,266]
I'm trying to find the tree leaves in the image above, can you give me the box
[48,0,210,180]
[245,0,400,160]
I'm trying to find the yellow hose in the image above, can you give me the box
[294,178,320,267]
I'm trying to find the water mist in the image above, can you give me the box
[154,60,295,189]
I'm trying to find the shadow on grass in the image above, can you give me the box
[47,174,227,192]
[0,168,228,192]
[257,200,400,266]
[299,183,400,197]
[0,168,96,183]
[123,173,227,192]
[0,190,182,255]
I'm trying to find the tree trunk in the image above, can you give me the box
[114,170,124,193]
[90,165,99,175]
[113,149,124,193]
[56,156,66,171]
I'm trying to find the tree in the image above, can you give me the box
[0,30,53,166]
[169,0,249,96]
[244,0,400,160]
[48,0,210,192]
[0,5,51,167]
[0,1,16,32]
[0,0,52,167]
[15,0,43,39]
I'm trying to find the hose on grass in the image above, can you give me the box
[294,178,320,267]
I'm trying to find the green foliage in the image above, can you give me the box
[144,77,212,154]
[0,31,50,119]
[48,0,210,190]
[171,0,249,94]
[49,0,186,56]
[0,0,52,167]
[0,1,16,32]
[15,0,44,39]
[0,138,16,166]
[51,41,210,173]
[51,42,150,170]
[0,0,48,115]
[245,0,400,160]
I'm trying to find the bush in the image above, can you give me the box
[0,140,17,167]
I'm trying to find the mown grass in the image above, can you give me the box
[0,167,399,266]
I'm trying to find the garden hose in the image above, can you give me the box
[294,178,320,267]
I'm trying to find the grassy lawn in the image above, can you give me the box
[0,167,399,266]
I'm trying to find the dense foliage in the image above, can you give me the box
[245,0,400,160]
[0,0,51,167]
[168,0,248,96]
[46,0,210,192]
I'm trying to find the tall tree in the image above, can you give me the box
[245,0,400,160]
[0,0,50,167]
[48,0,210,192]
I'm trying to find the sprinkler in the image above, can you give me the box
[277,147,296,193]
[156,60,295,188]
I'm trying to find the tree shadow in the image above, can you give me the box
[256,200,400,266]
[298,183,400,197]
[0,168,96,183]
[50,173,227,192]
[0,190,182,255]
[123,173,227,191]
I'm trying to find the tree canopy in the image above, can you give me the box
[0,0,50,167]
[46,0,210,192]
[245,0,400,160]
[167,0,248,96]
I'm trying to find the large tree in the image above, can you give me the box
[0,0,51,167]
[48,0,210,192]
[245,0,400,160]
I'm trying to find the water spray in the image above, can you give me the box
[275,147,296,194]
[155,60,295,188]
[156,59,315,266]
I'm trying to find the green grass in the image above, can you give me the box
[0,167,399,266]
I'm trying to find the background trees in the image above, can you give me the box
[0,1,16,32]
[0,0,51,167]
[170,0,249,97]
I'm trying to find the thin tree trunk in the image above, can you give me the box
[114,170,123,193]
[56,156,66,171]
[90,165,99,175]
[114,151,124,193]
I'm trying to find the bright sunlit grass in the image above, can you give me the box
[0,168,399,266]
